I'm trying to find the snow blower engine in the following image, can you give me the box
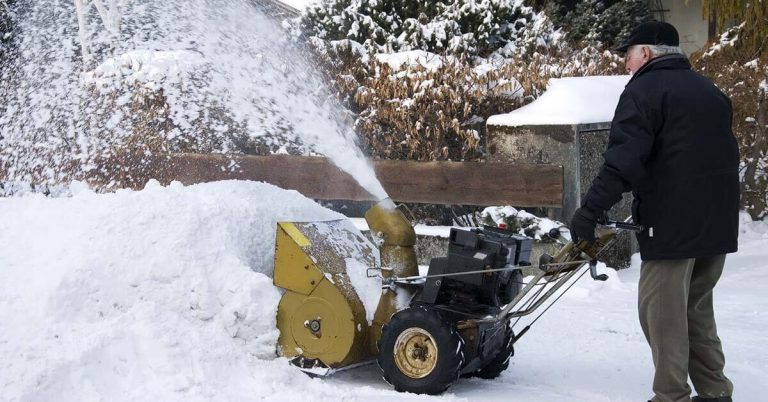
[272,198,640,395]
[416,226,531,309]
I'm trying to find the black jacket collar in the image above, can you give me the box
[627,54,691,85]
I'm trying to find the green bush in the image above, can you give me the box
[300,0,555,58]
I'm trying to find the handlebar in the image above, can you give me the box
[546,218,643,241]
[603,220,643,232]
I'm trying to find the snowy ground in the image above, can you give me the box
[1,181,765,401]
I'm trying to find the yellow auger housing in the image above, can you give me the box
[273,198,417,370]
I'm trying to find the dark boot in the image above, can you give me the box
[692,396,732,402]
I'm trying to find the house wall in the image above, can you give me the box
[650,0,710,55]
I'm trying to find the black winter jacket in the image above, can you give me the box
[583,54,739,260]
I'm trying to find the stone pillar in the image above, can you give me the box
[487,124,580,222]
[487,122,637,267]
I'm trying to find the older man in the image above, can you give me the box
[570,21,739,402]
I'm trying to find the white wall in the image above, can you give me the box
[651,0,710,55]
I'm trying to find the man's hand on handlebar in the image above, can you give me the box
[570,206,605,244]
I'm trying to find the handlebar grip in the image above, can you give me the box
[608,221,643,232]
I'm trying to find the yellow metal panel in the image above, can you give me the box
[273,224,323,295]
[279,222,310,247]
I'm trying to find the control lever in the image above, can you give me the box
[547,227,560,239]
[589,260,608,281]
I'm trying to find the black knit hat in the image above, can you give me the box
[615,21,680,53]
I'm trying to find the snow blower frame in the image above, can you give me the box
[272,199,641,395]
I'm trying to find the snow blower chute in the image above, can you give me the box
[273,198,642,394]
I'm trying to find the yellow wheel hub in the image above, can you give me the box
[393,327,439,379]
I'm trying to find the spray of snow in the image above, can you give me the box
[0,0,387,200]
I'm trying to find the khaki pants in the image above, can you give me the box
[639,255,733,402]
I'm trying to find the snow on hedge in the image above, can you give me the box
[481,206,563,240]
[300,0,558,59]
[704,22,745,57]
[2,0,387,199]
[487,75,630,126]
[374,50,451,71]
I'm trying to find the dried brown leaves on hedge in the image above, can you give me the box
[311,41,623,163]
[693,27,768,219]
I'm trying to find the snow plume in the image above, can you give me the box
[0,0,387,200]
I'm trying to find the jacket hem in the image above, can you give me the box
[639,246,738,261]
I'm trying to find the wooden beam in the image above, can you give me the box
[152,153,563,207]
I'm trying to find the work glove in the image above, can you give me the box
[570,206,603,244]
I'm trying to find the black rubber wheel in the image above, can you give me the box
[473,324,515,379]
[377,305,465,395]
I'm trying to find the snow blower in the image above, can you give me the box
[273,198,641,394]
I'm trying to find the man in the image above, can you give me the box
[570,21,739,402]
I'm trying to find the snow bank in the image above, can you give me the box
[0,180,364,401]
[487,75,630,126]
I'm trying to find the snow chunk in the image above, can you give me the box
[487,75,630,126]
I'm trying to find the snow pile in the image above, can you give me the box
[487,75,630,126]
[0,180,355,401]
